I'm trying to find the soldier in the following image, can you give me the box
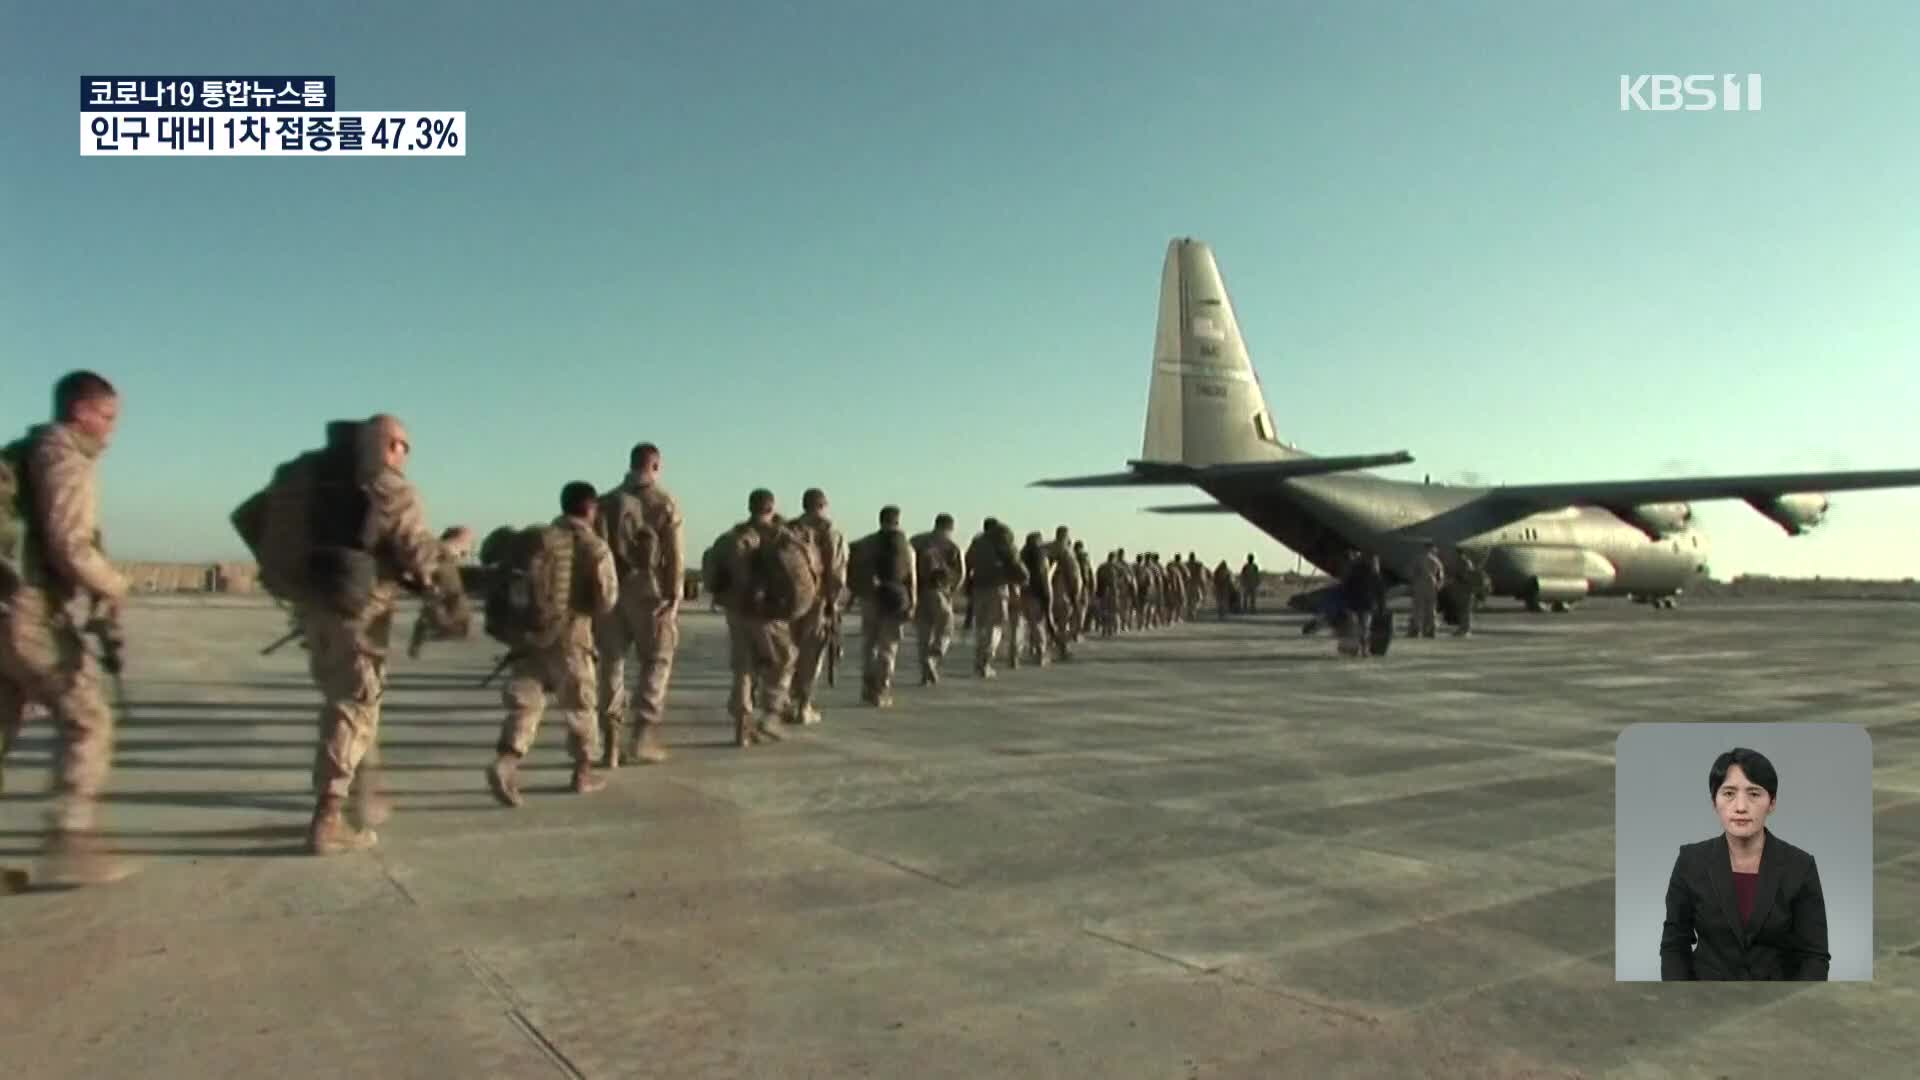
[1046,526,1080,654]
[485,483,617,806]
[910,512,964,684]
[1451,547,1485,637]
[1409,540,1446,638]
[1113,548,1134,631]
[1240,555,1262,614]
[706,489,797,746]
[0,371,133,884]
[850,505,916,705]
[966,517,1016,678]
[1072,541,1096,636]
[786,488,847,724]
[1018,532,1059,664]
[293,413,449,854]
[1092,550,1117,637]
[1213,559,1234,619]
[592,442,685,765]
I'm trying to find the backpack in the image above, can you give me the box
[231,420,376,612]
[752,523,820,620]
[702,525,755,605]
[597,486,657,580]
[482,523,575,651]
[990,525,1025,588]
[0,429,40,595]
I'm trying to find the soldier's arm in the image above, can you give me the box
[592,536,620,616]
[370,470,443,591]
[660,492,684,612]
[904,536,917,612]
[31,438,127,601]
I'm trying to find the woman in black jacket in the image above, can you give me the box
[1660,747,1830,980]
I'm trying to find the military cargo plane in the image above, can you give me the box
[1035,238,1920,612]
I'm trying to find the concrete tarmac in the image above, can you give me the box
[2,595,1917,1078]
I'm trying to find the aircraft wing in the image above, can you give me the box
[1432,467,1920,538]
[1033,450,1413,489]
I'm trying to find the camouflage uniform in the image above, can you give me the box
[966,526,1015,678]
[0,422,130,880]
[1093,554,1118,637]
[1114,554,1135,631]
[302,451,445,854]
[1019,535,1057,664]
[1451,549,1485,636]
[1185,556,1207,620]
[851,524,915,704]
[487,516,618,806]
[1239,558,1261,614]
[1213,562,1234,618]
[910,524,964,684]
[1074,544,1096,636]
[594,471,684,762]
[1045,534,1080,653]
[1410,546,1445,638]
[786,509,846,724]
[713,516,796,746]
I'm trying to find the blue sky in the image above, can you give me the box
[4,2,1916,578]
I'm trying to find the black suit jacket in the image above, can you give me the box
[1660,829,1830,980]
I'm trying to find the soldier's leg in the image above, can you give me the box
[859,600,882,703]
[560,646,606,793]
[726,615,755,747]
[788,602,829,722]
[0,673,25,796]
[304,614,381,854]
[488,653,548,808]
[754,619,796,739]
[871,614,902,704]
[972,589,1002,677]
[630,605,679,755]
[928,591,954,682]
[592,607,634,766]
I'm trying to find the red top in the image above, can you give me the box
[1732,870,1759,924]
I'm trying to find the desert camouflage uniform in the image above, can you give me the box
[966,528,1015,678]
[487,516,617,805]
[714,517,796,746]
[786,509,846,724]
[594,471,684,762]
[303,454,444,854]
[1240,558,1261,614]
[851,526,915,704]
[1045,537,1080,655]
[0,422,131,881]
[910,526,963,684]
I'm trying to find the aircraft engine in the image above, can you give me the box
[1618,501,1693,537]
[1747,492,1829,535]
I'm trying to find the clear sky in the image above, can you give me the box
[4,2,1916,579]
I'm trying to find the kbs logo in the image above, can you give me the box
[1619,74,1762,111]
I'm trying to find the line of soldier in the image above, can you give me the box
[0,372,1271,885]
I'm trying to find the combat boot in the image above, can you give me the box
[486,752,524,808]
[307,795,378,855]
[634,724,670,761]
[754,713,788,742]
[733,713,753,748]
[40,829,139,885]
[920,658,938,686]
[571,763,607,795]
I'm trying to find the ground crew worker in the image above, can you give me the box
[592,442,686,765]
[910,513,963,684]
[0,371,133,884]
[1409,540,1445,638]
[786,488,847,724]
[709,489,796,746]
[1341,551,1386,658]
[298,413,448,854]
[485,482,618,806]
[1451,547,1485,636]
[851,505,916,705]
[1239,555,1261,614]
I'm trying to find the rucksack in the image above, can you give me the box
[702,525,756,605]
[0,429,41,595]
[482,523,575,651]
[231,420,376,612]
[990,525,1025,588]
[752,523,820,620]
[597,486,657,580]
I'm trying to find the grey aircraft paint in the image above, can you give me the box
[1038,238,1920,611]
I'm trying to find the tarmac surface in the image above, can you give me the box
[2,594,1917,1078]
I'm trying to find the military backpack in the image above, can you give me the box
[482,523,576,651]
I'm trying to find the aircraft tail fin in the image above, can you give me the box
[1141,238,1302,468]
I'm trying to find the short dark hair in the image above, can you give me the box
[1709,747,1779,802]
[629,442,660,470]
[561,481,598,517]
[53,370,116,420]
[983,516,998,530]
[879,505,900,526]
[935,513,953,529]
[749,488,774,513]
[803,488,826,511]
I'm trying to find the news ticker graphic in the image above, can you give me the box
[79,76,464,157]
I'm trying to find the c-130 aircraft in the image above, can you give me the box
[1037,238,1920,613]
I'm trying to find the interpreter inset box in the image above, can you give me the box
[1614,722,1871,981]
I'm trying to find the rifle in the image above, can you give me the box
[83,613,130,726]
[479,650,520,689]
[261,625,303,655]
[825,604,841,688]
